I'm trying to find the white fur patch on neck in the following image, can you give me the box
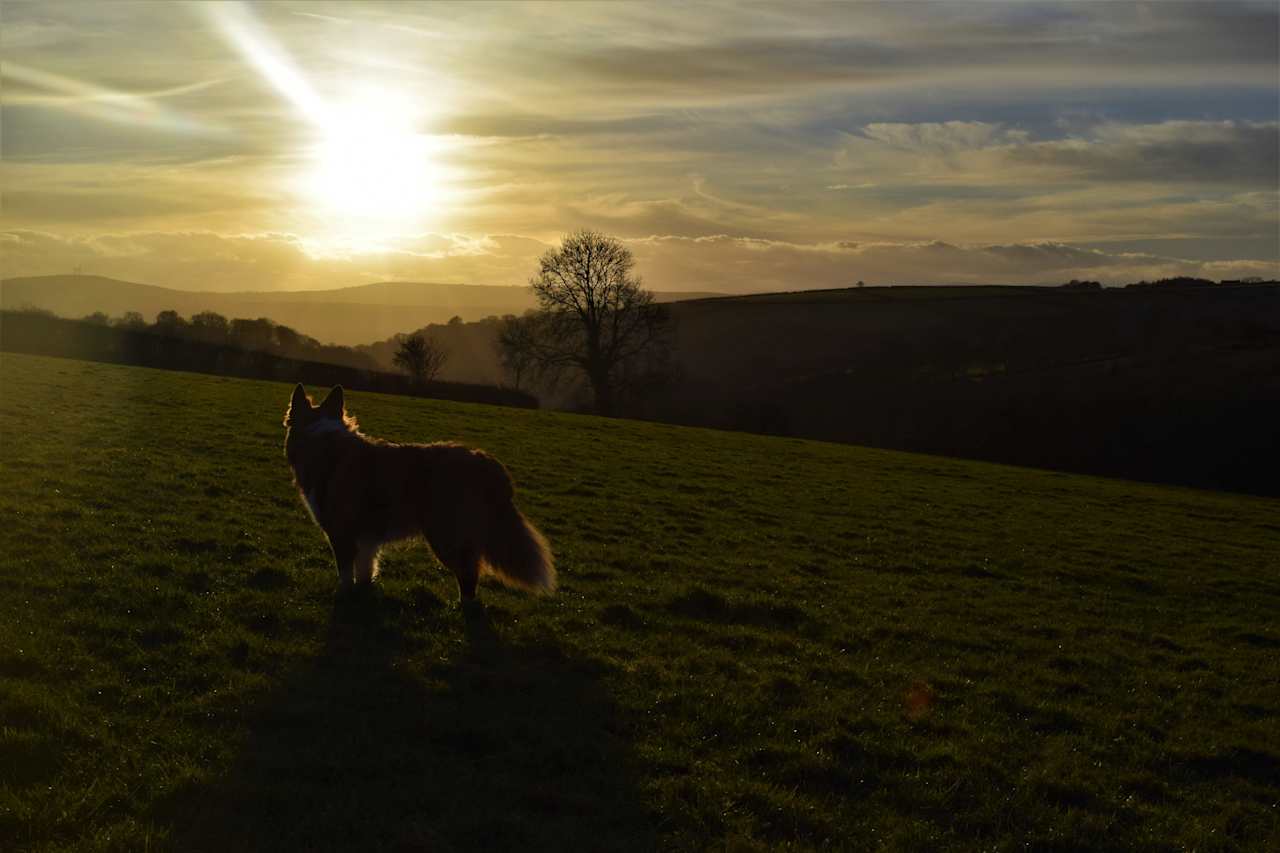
[303,418,351,436]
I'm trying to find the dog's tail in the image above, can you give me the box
[480,502,556,592]
[474,460,555,592]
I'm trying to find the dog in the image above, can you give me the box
[283,383,554,600]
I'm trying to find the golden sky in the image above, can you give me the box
[2,1,1278,291]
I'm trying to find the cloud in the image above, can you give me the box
[626,234,1279,290]
[0,159,280,234]
[0,229,551,291]
[1,1,1275,287]
[1007,121,1279,185]
[842,120,1279,185]
[554,181,804,242]
[860,122,1029,154]
[547,3,1278,102]
[7,229,1273,297]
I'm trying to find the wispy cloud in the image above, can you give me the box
[1,62,229,136]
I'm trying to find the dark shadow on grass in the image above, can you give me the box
[160,592,656,851]
[665,586,808,631]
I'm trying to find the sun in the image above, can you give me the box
[300,89,440,237]
[203,5,453,249]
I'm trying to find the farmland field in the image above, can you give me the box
[1,352,1278,851]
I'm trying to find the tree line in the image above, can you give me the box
[2,307,536,409]
[80,308,377,371]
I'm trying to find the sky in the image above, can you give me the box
[2,0,1278,292]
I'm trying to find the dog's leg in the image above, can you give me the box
[438,544,480,602]
[329,535,356,590]
[354,542,380,585]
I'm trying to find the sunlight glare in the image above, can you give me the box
[303,90,440,228]
[207,2,449,248]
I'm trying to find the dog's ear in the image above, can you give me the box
[319,385,344,418]
[285,383,310,425]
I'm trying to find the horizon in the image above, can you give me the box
[0,270,731,296]
[4,270,1273,298]
[3,1,1279,292]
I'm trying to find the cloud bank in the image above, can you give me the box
[5,229,1274,294]
[1,1,1276,290]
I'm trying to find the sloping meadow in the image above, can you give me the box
[1,352,1277,851]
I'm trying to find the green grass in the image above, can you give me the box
[1,352,1278,852]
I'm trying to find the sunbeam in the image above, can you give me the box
[203,1,327,124]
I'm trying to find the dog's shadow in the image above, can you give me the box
[162,592,656,851]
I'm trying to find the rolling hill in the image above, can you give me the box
[663,283,1280,493]
[2,352,1277,851]
[0,275,723,346]
[353,283,1280,494]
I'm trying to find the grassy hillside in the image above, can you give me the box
[666,284,1280,494]
[1,352,1278,852]
[355,283,1280,493]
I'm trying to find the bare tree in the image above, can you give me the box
[495,314,540,391]
[393,332,448,384]
[505,230,672,415]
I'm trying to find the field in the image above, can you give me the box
[1,352,1278,852]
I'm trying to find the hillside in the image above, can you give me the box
[2,352,1277,851]
[663,284,1280,493]
[670,283,1280,394]
[0,275,722,346]
[356,284,1280,494]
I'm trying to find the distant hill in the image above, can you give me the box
[367,283,1280,494]
[661,283,1280,494]
[0,275,723,346]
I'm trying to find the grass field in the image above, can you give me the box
[2,352,1278,852]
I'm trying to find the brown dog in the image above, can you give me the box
[283,384,554,599]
